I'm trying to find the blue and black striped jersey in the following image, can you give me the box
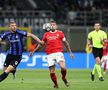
[0,29,27,55]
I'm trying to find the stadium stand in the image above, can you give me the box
[0,0,108,26]
[1,0,108,52]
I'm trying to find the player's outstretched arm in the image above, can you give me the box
[29,40,45,56]
[27,32,41,44]
[87,39,93,51]
[63,40,74,60]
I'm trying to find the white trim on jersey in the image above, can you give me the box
[62,37,66,41]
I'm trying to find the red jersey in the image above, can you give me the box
[103,42,108,56]
[42,30,65,54]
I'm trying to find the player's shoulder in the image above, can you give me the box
[89,30,95,34]
[43,31,50,37]
[90,30,95,33]
[57,29,63,32]
[100,30,106,33]
[88,31,94,37]
[3,31,11,35]
[16,29,22,32]
[44,31,50,34]
[16,29,26,34]
[57,30,64,34]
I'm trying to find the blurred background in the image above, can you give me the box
[0,0,108,69]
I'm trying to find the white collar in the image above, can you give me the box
[50,30,58,33]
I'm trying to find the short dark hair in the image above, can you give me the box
[50,20,56,23]
[9,20,16,26]
[9,20,16,24]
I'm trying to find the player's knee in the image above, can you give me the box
[49,66,55,73]
[61,67,66,71]
[50,70,55,73]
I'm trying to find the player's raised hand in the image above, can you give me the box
[29,51,34,57]
[70,53,74,60]
[88,44,92,51]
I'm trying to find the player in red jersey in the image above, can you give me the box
[30,21,74,88]
[102,40,108,74]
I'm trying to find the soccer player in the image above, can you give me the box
[102,40,108,74]
[87,22,107,81]
[0,21,41,82]
[31,21,74,88]
[0,34,16,79]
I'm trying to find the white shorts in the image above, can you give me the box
[102,55,108,60]
[47,52,65,67]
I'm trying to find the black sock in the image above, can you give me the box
[0,72,9,82]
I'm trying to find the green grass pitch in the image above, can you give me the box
[0,69,108,90]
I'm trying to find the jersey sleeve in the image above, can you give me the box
[88,32,92,40]
[0,32,10,40]
[59,31,65,41]
[103,32,107,39]
[17,29,27,37]
[42,33,47,42]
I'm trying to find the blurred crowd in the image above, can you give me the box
[0,0,108,12]
[0,0,108,26]
[0,0,108,11]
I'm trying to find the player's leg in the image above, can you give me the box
[91,57,102,81]
[0,55,10,82]
[47,54,58,88]
[0,62,16,82]
[103,59,107,74]
[95,57,104,81]
[91,48,97,81]
[58,61,69,87]
[0,65,14,82]
[98,48,104,81]
[3,63,16,79]
[49,65,58,88]
[3,67,15,79]
[95,57,102,76]
[10,55,21,79]
[3,66,16,79]
[103,54,107,74]
[56,52,69,87]
[0,55,21,82]
[91,48,104,81]
[11,69,16,79]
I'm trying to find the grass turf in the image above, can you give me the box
[0,69,108,90]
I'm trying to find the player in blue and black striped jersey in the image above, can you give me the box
[0,21,41,82]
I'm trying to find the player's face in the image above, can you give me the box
[9,23,17,32]
[50,22,57,31]
[94,23,100,30]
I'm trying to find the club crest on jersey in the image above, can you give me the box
[57,34,59,37]
[15,61,18,65]
[16,35,18,38]
[23,32,26,35]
